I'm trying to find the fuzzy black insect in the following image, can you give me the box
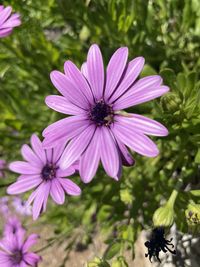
[144,227,176,262]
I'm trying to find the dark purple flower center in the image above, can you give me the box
[90,100,113,126]
[11,250,23,264]
[41,164,57,180]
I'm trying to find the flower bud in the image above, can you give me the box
[87,257,110,267]
[161,93,181,113]
[185,203,200,225]
[153,203,174,227]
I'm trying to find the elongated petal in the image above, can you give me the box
[1,14,21,28]
[81,62,88,79]
[9,161,41,174]
[111,122,159,157]
[21,144,43,167]
[22,234,39,253]
[43,115,87,136]
[7,176,42,195]
[45,95,83,115]
[116,114,168,136]
[59,125,95,169]
[0,252,10,265]
[59,178,81,196]
[42,117,89,149]
[52,141,66,162]
[50,179,65,204]
[80,127,100,183]
[0,28,12,37]
[56,166,75,177]
[115,85,169,110]
[100,127,120,179]
[104,47,128,100]
[0,6,12,26]
[116,139,135,166]
[109,57,145,103]
[114,75,164,109]
[50,71,89,109]
[32,182,50,220]
[64,60,94,103]
[23,253,41,266]
[86,44,104,99]
[30,134,46,164]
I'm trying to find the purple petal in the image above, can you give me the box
[9,161,41,174]
[116,139,135,166]
[114,75,166,110]
[86,44,104,99]
[81,62,88,78]
[100,127,120,179]
[111,122,159,157]
[23,252,41,266]
[59,125,95,169]
[22,234,39,253]
[56,166,75,177]
[109,57,145,103]
[0,28,12,37]
[116,114,168,136]
[59,178,81,196]
[32,182,51,220]
[64,60,94,103]
[50,71,89,109]
[50,179,65,204]
[45,95,84,115]
[79,127,100,183]
[1,15,21,28]
[0,251,10,265]
[43,118,89,149]
[104,47,128,100]
[0,6,12,26]
[21,144,43,167]
[30,134,46,164]
[46,148,53,163]
[52,141,66,162]
[7,176,42,195]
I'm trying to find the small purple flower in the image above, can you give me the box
[0,197,9,217]
[7,134,81,220]
[0,159,6,178]
[0,227,41,266]
[43,44,169,183]
[0,5,21,38]
[3,217,24,237]
[12,197,32,217]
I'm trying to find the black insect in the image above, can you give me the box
[144,227,176,262]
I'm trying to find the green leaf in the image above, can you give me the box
[104,243,121,260]
[159,68,177,91]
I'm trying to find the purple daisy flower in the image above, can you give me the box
[43,44,169,183]
[3,217,24,237]
[12,197,32,217]
[0,197,9,217]
[0,227,41,266]
[0,5,21,38]
[7,134,81,220]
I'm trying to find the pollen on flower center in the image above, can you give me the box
[11,250,23,264]
[90,100,113,126]
[41,164,56,180]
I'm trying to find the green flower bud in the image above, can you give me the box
[161,93,181,113]
[153,189,178,227]
[185,203,200,225]
[153,203,174,227]
[87,257,110,267]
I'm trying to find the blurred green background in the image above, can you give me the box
[0,0,200,266]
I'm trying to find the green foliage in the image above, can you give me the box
[0,0,200,266]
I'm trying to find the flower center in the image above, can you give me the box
[11,250,23,264]
[41,164,57,180]
[90,100,113,126]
